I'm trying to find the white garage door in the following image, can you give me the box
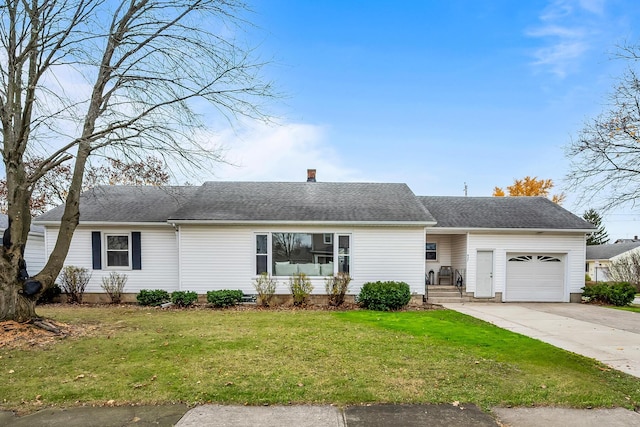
[505,254,565,302]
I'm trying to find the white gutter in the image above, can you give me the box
[427,227,594,234]
[168,219,438,227]
[34,221,172,227]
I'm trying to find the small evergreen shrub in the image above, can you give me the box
[137,289,170,306]
[101,272,128,304]
[289,273,313,306]
[585,273,592,282]
[608,282,636,306]
[171,290,198,307]
[207,289,243,308]
[58,266,92,304]
[582,282,636,306]
[325,272,351,306]
[253,272,277,306]
[37,284,62,304]
[582,283,610,303]
[357,281,411,311]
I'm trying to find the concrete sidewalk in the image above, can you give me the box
[443,303,640,378]
[3,404,640,426]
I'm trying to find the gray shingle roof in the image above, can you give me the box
[36,186,199,223]
[0,213,45,234]
[418,196,594,230]
[169,182,435,223]
[586,242,640,260]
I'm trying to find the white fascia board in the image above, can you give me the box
[427,227,594,234]
[35,221,172,228]
[169,219,437,227]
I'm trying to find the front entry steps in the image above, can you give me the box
[426,285,473,304]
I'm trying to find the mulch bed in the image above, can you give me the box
[0,318,98,351]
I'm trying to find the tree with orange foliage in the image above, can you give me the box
[493,176,566,204]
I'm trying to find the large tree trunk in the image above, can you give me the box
[0,275,37,322]
[0,161,40,322]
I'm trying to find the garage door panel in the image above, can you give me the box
[506,253,565,302]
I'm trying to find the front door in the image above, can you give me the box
[476,251,494,298]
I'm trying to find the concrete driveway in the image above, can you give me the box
[443,303,640,378]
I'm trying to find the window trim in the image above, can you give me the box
[336,234,351,274]
[104,233,132,269]
[255,233,269,275]
[425,242,437,261]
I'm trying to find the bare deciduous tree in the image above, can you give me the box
[0,0,273,321]
[608,251,640,288]
[0,156,171,216]
[566,43,640,211]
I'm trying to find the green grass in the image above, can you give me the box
[1,306,640,413]
[613,305,640,313]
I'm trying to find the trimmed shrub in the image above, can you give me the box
[582,283,610,303]
[253,272,277,306]
[325,272,351,306]
[357,281,411,311]
[207,289,243,308]
[171,291,198,307]
[137,289,170,306]
[101,272,128,304]
[582,282,636,306]
[37,284,62,305]
[608,282,636,306]
[585,273,592,282]
[58,266,92,304]
[289,273,313,306]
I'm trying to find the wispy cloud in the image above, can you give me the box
[191,121,362,183]
[526,0,606,77]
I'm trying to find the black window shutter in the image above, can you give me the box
[91,232,102,270]
[132,232,142,270]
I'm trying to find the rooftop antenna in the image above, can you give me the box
[464,182,468,197]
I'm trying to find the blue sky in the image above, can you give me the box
[205,0,640,240]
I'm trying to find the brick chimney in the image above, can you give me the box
[307,169,316,182]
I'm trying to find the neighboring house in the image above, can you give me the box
[585,242,640,282]
[35,176,594,303]
[0,213,46,275]
[614,236,640,244]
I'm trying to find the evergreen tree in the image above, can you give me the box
[583,209,609,245]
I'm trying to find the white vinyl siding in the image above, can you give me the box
[466,233,586,302]
[352,227,425,294]
[24,232,46,275]
[179,226,254,294]
[178,225,426,295]
[450,234,467,283]
[45,226,179,293]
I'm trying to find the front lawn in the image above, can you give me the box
[1,306,639,413]
[613,305,640,313]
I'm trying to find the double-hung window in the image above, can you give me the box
[256,234,268,275]
[338,234,350,273]
[425,242,437,261]
[106,234,130,267]
[91,231,141,270]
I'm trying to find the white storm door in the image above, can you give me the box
[476,250,494,298]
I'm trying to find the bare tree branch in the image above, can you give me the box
[566,43,640,212]
[0,0,275,321]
